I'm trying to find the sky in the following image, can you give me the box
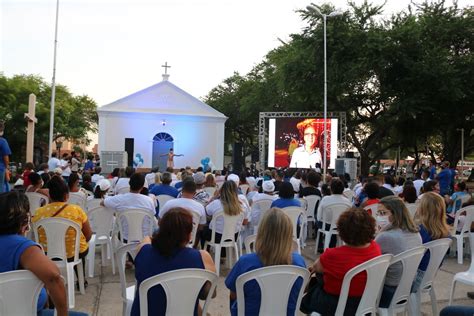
[1,0,470,107]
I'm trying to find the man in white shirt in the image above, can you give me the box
[317,178,352,224]
[413,170,429,197]
[114,167,134,194]
[251,180,278,227]
[91,166,105,183]
[103,173,156,240]
[47,152,61,171]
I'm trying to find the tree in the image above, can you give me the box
[0,74,98,163]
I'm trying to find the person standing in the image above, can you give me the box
[437,161,452,196]
[47,152,61,171]
[0,121,12,194]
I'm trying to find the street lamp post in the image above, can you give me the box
[48,0,60,159]
[306,4,341,182]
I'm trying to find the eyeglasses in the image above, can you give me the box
[304,133,317,137]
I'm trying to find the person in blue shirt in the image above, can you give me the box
[271,181,301,209]
[225,208,306,315]
[0,121,12,194]
[0,191,69,316]
[437,161,452,196]
[149,171,179,198]
[429,162,437,180]
[445,182,469,214]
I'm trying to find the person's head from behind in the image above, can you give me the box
[256,208,293,265]
[48,175,69,202]
[68,173,80,191]
[455,182,466,192]
[384,175,395,187]
[0,191,30,236]
[365,182,379,199]
[278,182,294,199]
[154,172,162,185]
[28,172,43,187]
[330,178,345,195]
[378,196,418,232]
[402,186,417,204]
[125,166,135,178]
[94,179,111,198]
[181,179,197,198]
[41,173,51,188]
[161,172,173,185]
[204,174,216,187]
[422,180,439,194]
[111,168,120,178]
[152,208,193,257]
[307,171,321,188]
[94,166,102,175]
[337,208,376,247]
[422,170,430,180]
[220,180,241,216]
[129,173,145,192]
[82,174,92,184]
[24,162,35,171]
[417,192,449,239]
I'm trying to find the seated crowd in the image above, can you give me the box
[1,158,473,315]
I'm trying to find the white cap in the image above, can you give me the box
[262,180,275,193]
[227,173,240,185]
[96,179,111,191]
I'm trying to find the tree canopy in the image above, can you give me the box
[0,74,98,163]
[205,0,473,175]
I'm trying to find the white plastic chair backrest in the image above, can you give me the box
[139,268,218,316]
[33,217,81,262]
[405,203,418,218]
[336,254,393,316]
[203,186,217,196]
[298,198,308,211]
[209,210,244,245]
[386,247,426,310]
[245,234,257,253]
[117,209,156,242]
[252,199,274,227]
[116,186,130,195]
[321,203,350,231]
[363,203,379,217]
[116,242,139,301]
[239,184,250,195]
[453,206,474,236]
[88,206,115,238]
[468,232,474,274]
[419,238,452,292]
[343,190,356,201]
[304,195,321,219]
[189,210,201,247]
[235,265,310,316]
[68,192,87,210]
[25,192,48,215]
[0,270,43,315]
[157,195,175,209]
[86,198,102,213]
[282,206,305,239]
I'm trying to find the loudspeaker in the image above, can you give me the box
[124,138,134,167]
[232,143,244,174]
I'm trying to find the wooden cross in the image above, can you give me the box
[24,94,37,162]
[162,62,171,75]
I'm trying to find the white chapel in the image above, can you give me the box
[97,73,227,171]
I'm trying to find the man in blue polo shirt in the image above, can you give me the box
[437,161,452,196]
[0,122,12,193]
[149,172,179,197]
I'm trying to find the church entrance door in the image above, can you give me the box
[152,132,174,171]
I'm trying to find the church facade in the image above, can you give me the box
[97,74,227,171]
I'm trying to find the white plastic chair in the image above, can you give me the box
[378,247,426,316]
[303,195,321,241]
[115,209,158,244]
[313,254,393,316]
[86,198,102,213]
[363,203,379,217]
[235,265,310,316]
[315,203,349,253]
[239,184,250,195]
[282,206,306,254]
[251,199,274,233]
[244,234,257,254]
[68,191,87,210]
[139,268,218,316]
[116,242,139,316]
[409,238,452,316]
[157,194,175,210]
[87,206,116,278]
[25,192,49,216]
[405,203,418,219]
[450,206,474,264]
[203,186,217,196]
[0,270,45,315]
[204,210,244,276]
[343,189,356,202]
[189,210,202,247]
[33,217,85,309]
[449,232,474,304]
[452,194,471,213]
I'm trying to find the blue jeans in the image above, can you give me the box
[0,169,5,193]
[440,306,474,316]
[39,310,88,316]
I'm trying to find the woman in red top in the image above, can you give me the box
[301,208,381,315]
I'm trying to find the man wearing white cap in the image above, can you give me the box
[250,180,278,228]
[192,172,210,206]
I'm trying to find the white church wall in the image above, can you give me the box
[98,112,225,170]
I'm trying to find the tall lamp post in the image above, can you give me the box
[306,4,341,182]
[48,0,60,159]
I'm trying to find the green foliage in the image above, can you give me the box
[205,0,473,174]
[0,74,98,162]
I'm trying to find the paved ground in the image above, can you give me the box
[70,240,474,316]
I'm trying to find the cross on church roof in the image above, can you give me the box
[162,62,171,75]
